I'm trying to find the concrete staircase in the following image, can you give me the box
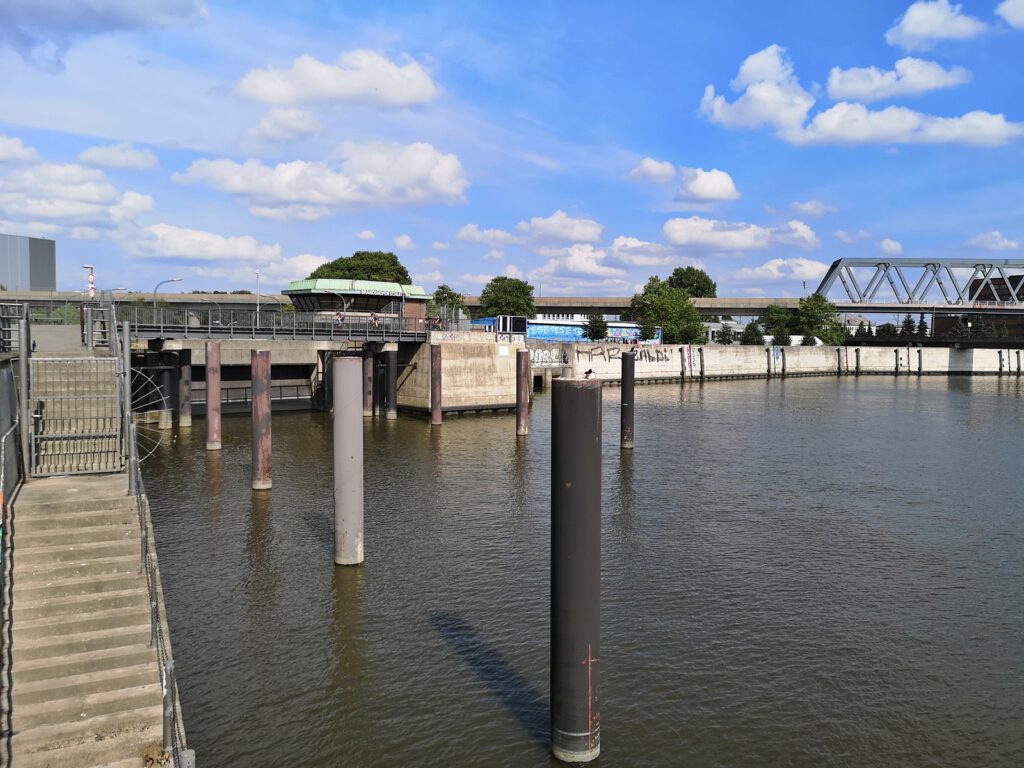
[4,475,164,768]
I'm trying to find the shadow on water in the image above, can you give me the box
[428,611,549,751]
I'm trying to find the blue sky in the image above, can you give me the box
[0,0,1023,299]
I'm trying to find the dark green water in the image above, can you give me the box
[144,376,1024,767]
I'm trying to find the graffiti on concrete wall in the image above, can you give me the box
[574,344,674,363]
[529,346,564,368]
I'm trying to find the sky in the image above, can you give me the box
[1,0,1023,300]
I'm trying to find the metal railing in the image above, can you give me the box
[111,316,194,768]
[116,306,436,342]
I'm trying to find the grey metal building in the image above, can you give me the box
[0,233,56,292]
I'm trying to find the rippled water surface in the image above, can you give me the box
[143,376,1024,767]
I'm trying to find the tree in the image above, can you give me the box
[876,322,898,339]
[950,316,968,337]
[308,251,412,284]
[428,284,468,320]
[800,332,817,346]
[479,276,536,318]
[717,325,735,345]
[639,317,659,341]
[773,330,792,346]
[666,266,717,297]
[627,276,706,344]
[900,313,917,337]
[740,322,765,345]
[917,314,929,338]
[798,293,846,345]
[855,321,869,338]
[583,313,608,341]
[760,305,798,341]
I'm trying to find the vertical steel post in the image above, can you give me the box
[85,306,94,351]
[19,317,30,476]
[516,348,530,436]
[333,357,364,566]
[205,341,222,450]
[122,321,134,493]
[178,348,192,427]
[918,348,923,376]
[766,348,772,377]
[698,347,705,380]
[998,350,1004,376]
[430,343,442,426]
[781,347,787,378]
[158,352,174,430]
[362,349,374,417]
[836,348,842,375]
[620,350,634,450]
[551,378,602,764]
[894,349,900,376]
[385,349,398,420]
[1017,350,1021,376]
[251,349,272,490]
[855,347,861,376]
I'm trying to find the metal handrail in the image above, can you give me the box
[110,308,194,767]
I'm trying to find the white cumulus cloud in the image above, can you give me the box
[483,249,504,262]
[886,0,987,51]
[828,57,970,101]
[732,257,830,283]
[456,223,518,244]
[174,141,469,220]
[432,241,448,250]
[703,44,1023,147]
[0,135,39,162]
[78,142,158,170]
[968,230,1019,250]
[627,157,676,183]
[394,234,415,250]
[516,210,602,242]
[835,229,872,244]
[790,199,836,217]
[237,50,439,108]
[609,236,672,266]
[252,108,322,142]
[356,230,375,241]
[0,162,153,225]
[675,167,741,204]
[138,223,281,262]
[998,0,1024,27]
[881,238,903,255]
[663,216,819,251]
[531,243,626,279]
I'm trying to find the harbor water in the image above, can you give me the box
[144,376,1024,767]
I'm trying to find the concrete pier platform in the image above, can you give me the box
[3,474,167,767]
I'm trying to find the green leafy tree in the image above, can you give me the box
[949,316,968,337]
[740,322,765,345]
[855,321,869,338]
[627,276,706,344]
[900,313,917,337]
[798,293,846,345]
[773,330,792,346]
[583,313,608,341]
[479,276,536,318]
[639,317,659,341]
[717,325,735,345]
[916,314,928,338]
[800,332,817,346]
[876,322,899,339]
[308,251,412,284]
[427,283,468,319]
[760,305,798,341]
[666,266,717,298]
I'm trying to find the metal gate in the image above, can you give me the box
[28,358,124,476]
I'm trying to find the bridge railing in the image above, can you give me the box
[114,306,438,341]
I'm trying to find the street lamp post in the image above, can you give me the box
[152,278,183,318]
[200,297,222,325]
[255,270,261,328]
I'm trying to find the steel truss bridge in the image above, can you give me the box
[816,258,1024,307]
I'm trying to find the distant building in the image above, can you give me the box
[0,234,57,292]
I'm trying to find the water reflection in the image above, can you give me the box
[204,450,223,521]
[244,490,276,604]
[330,566,365,696]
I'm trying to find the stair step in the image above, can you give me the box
[13,497,136,521]
[14,605,151,640]
[15,663,160,707]
[16,523,138,548]
[14,643,157,684]
[14,624,152,662]
[14,538,139,565]
[14,570,142,601]
[14,586,149,622]
[11,705,163,764]
[12,681,162,730]
[16,554,141,584]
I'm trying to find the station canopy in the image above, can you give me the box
[283,278,430,313]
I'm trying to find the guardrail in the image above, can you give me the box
[110,315,195,768]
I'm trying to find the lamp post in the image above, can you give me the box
[255,269,261,328]
[967,320,972,339]
[200,297,222,325]
[82,264,95,300]
[152,278,182,311]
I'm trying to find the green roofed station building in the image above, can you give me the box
[283,279,431,318]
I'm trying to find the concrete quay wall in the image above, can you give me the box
[399,334,522,412]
